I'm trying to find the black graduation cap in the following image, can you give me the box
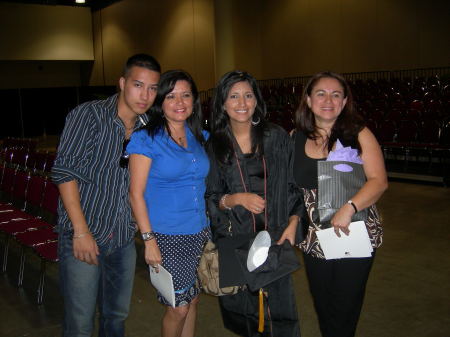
[235,239,301,292]
[216,234,301,292]
[216,234,251,288]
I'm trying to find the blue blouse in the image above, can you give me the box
[127,126,210,235]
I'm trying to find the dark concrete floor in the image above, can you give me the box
[1,181,449,337]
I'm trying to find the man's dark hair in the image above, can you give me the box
[123,54,161,77]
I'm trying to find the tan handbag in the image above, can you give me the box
[197,240,240,296]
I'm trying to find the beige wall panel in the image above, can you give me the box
[229,0,263,79]
[262,0,347,78]
[260,0,449,79]
[148,1,195,72]
[0,3,93,61]
[191,0,216,90]
[91,0,160,85]
[1,0,447,89]
[87,11,106,86]
[261,0,310,79]
[99,16,135,85]
[90,0,215,90]
[283,0,312,77]
[214,0,235,81]
[417,0,450,68]
[375,0,420,70]
[305,0,343,74]
[340,0,379,73]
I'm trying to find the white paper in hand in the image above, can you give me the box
[149,264,175,307]
[316,221,373,260]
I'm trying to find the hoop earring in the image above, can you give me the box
[251,116,260,126]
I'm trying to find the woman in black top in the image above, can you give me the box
[206,70,304,337]
[293,71,388,337]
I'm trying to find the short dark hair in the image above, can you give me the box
[145,70,205,145]
[123,54,161,77]
[294,71,364,153]
[209,70,267,164]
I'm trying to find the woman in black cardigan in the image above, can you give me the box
[205,70,304,337]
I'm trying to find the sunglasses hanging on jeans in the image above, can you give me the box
[119,139,131,168]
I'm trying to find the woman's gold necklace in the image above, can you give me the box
[168,125,186,147]
[171,133,186,147]
[177,136,186,147]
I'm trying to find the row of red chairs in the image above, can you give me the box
[0,147,56,175]
[0,147,59,304]
[361,99,447,121]
[2,138,38,151]
[352,77,450,106]
[367,119,450,146]
[367,118,450,175]
[200,75,450,138]
[255,75,449,107]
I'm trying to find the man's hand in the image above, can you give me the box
[73,233,99,265]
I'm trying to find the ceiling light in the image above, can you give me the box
[75,0,86,4]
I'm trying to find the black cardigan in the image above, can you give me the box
[205,124,304,243]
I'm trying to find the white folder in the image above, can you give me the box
[149,264,175,307]
[316,221,373,260]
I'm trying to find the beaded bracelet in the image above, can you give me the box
[73,232,89,239]
[220,194,232,210]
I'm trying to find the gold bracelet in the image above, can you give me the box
[73,232,89,239]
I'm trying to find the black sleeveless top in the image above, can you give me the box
[241,153,266,232]
[292,130,383,258]
[293,131,326,189]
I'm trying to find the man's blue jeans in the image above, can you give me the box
[58,231,136,337]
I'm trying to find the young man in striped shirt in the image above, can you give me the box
[52,54,160,337]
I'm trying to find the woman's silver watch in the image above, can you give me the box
[141,232,155,241]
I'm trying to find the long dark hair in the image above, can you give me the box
[209,70,267,165]
[294,71,364,153]
[145,70,205,145]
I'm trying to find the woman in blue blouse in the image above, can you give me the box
[127,70,210,337]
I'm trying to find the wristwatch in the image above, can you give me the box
[141,232,155,241]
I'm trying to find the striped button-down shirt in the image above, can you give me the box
[51,94,148,246]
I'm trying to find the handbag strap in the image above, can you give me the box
[234,151,268,233]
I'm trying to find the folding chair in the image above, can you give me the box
[0,174,46,272]
[3,177,59,286]
[14,226,58,287]
[33,241,58,304]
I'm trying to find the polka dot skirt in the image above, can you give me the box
[154,226,211,307]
